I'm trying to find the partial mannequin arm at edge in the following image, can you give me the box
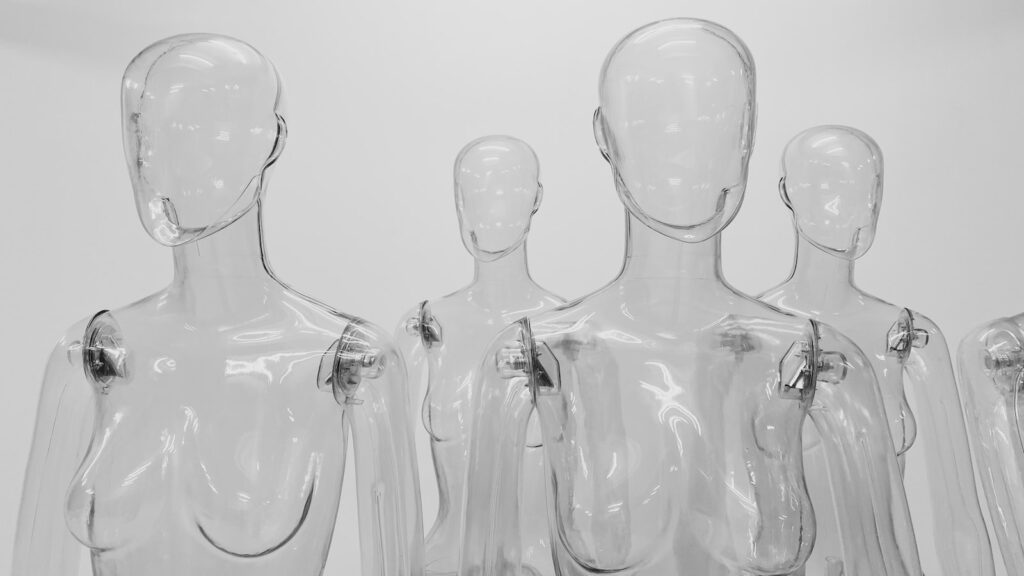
[394,304,430,429]
[13,320,96,576]
[347,344,425,576]
[458,322,534,576]
[957,319,1024,574]
[810,322,922,576]
[903,311,994,576]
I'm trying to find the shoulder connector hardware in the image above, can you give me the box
[83,310,129,393]
[982,328,1024,395]
[887,309,929,361]
[494,319,560,396]
[404,300,443,349]
[318,323,385,406]
[779,323,848,400]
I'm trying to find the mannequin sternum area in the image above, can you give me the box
[170,201,281,319]
[615,212,737,319]
[468,244,540,304]
[782,235,861,311]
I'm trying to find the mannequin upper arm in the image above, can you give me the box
[14,318,98,575]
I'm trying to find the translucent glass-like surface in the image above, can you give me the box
[13,34,422,576]
[396,136,563,576]
[460,19,919,576]
[760,126,992,576]
[959,317,1024,574]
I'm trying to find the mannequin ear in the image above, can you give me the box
[778,176,794,211]
[746,102,758,154]
[592,107,611,163]
[265,113,288,169]
[533,181,544,215]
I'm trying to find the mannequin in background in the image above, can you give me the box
[396,135,563,576]
[459,19,921,576]
[759,126,992,576]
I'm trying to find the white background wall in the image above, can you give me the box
[1,1,1022,574]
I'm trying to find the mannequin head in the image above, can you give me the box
[122,34,286,247]
[594,18,756,243]
[781,125,883,260]
[454,135,543,262]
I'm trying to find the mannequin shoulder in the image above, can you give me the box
[728,291,811,332]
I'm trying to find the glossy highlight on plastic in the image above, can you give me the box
[761,125,992,576]
[13,34,423,576]
[459,19,920,576]
[397,135,562,576]
[959,316,1024,573]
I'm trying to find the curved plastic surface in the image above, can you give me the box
[13,33,422,576]
[397,135,563,576]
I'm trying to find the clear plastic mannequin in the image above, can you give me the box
[459,19,920,576]
[759,126,993,576]
[395,135,563,576]
[12,34,423,576]
[959,317,1024,573]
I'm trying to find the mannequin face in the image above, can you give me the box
[454,135,543,262]
[595,18,756,243]
[781,125,883,260]
[122,34,285,247]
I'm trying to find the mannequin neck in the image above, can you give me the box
[784,234,860,307]
[608,211,735,324]
[170,200,279,319]
[618,212,726,284]
[470,244,537,296]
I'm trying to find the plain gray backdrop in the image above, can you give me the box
[1,1,1022,574]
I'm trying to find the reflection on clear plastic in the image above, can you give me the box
[396,135,563,576]
[460,19,919,576]
[12,34,423,576]
[760,126,992,576]
[959,317,1024,574]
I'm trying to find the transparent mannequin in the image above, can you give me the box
[395,136,563,576]
[959,317,1024,573]
[759,126,993,576]
[459,19,920,576]
[12,34,423,576]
